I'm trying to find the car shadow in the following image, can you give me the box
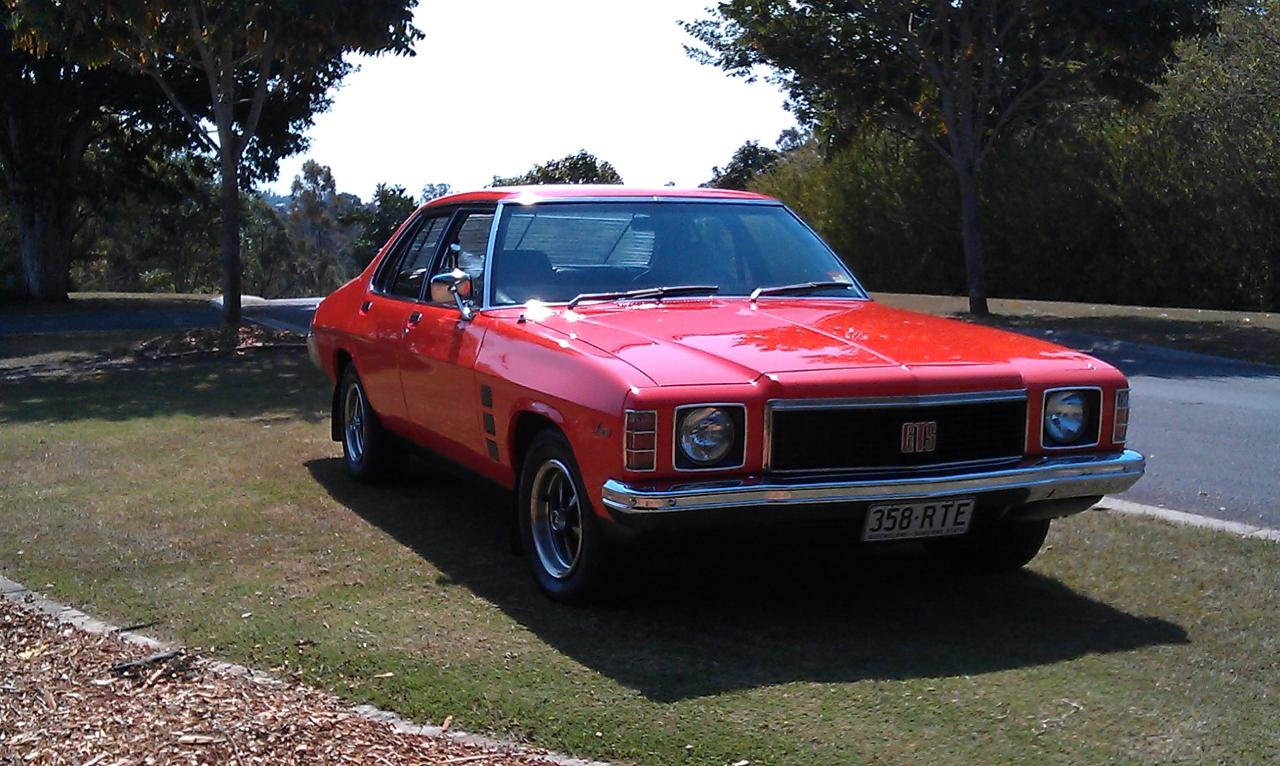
[306,457,1188,703]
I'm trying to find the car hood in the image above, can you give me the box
[528,298,1102,387]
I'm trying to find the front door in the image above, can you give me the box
[400,208,496,467]
[357,211,450,430]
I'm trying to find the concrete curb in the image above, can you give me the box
[0,575,609,766]
[1100,498,1280,542]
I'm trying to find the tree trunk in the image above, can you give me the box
[16,196,73,301]
[218,151,242,325]
[955,165,990,316]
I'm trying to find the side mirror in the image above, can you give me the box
[430,268,476,320]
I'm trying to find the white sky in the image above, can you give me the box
[267,0,795,200]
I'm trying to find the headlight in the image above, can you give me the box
[677,406,737,466]
[1044,390,1089,445]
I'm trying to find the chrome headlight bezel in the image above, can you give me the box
[1041,388,1102,449]
[674,404,746,470]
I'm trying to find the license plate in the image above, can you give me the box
[862,498,975,542]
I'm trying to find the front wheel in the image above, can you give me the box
[924,518,1051,573]
[518,430,610,603]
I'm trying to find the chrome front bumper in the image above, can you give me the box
[601,450,1145,516]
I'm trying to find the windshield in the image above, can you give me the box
[487,201,866,306]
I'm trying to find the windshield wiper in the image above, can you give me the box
[568,285,719,309]
[749,281,856,302]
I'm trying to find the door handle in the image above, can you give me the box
[407,312,423,325]
[360,300,373,313]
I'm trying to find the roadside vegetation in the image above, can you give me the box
[1,347,1276,765]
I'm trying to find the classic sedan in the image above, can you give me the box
[308,186,1144,601]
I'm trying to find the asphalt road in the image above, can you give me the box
[7,299,1276,528]
[1028,330,1280,527]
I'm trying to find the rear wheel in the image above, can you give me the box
[925,518,1051,573]
[337,365,406,483]
[518,430,610,603]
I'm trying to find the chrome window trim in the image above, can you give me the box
[778,203,868,298]
[483,199,872,308]
[1041,386,1104,451]
[763,390,1029,473]
[368,208,459,305]
[481,200,504,310]
[672,403,748,473]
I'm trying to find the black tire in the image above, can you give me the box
[337,365,406,483]
[925,518,1051,573]
[518,430,611,603]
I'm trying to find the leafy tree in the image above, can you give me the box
[703,140,783,189]
[348,184,417,270]
[687,0,1222,314]
[9,0,422,322]
[75,151,221,293]
[0,3,184,300]
[280,160,362,297]
[492,150,623,186]
[420,182,452,202]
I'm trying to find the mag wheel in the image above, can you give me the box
[518,430,610,603]
[337,365,405,483]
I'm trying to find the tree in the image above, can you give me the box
[9,0,422,323]
[348,184,418,270]
[281,160,362,296]
[420,182,452,202]
[0,4,182,300]
[687,0,1222,314]
[492,150,623,186]
[703,140,783,189]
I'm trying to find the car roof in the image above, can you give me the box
[423,185,778,208]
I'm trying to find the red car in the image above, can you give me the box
[308,186,1144,601]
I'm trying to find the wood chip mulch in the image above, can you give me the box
[133,326,305,360]
[0,598,559,765]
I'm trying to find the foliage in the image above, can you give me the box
[492,150,623,186]
[420,183,452,202]
[686,0,1224,313]
[7,0,423,321]
[72,152,220,294]
[702,140,782,190]
[0,2,186,300]
[751,2,1280,311]
[347,185,418,271]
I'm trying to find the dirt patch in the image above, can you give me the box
[0,597,560,765]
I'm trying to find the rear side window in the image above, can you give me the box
[387,216,447,299]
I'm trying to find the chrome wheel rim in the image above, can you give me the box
[530,459,583,580]
[344,382,367,464]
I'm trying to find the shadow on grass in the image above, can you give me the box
[970,314,1280,378]
[0,352,326,424]
[307,457,1189,703]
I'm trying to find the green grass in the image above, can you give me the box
[1,351,1277,765]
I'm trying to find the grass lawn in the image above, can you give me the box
[877,292,1280,367]
[1,349,1277,765]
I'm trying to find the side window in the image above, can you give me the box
[387,215,447,299]
[436,210,495,304]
